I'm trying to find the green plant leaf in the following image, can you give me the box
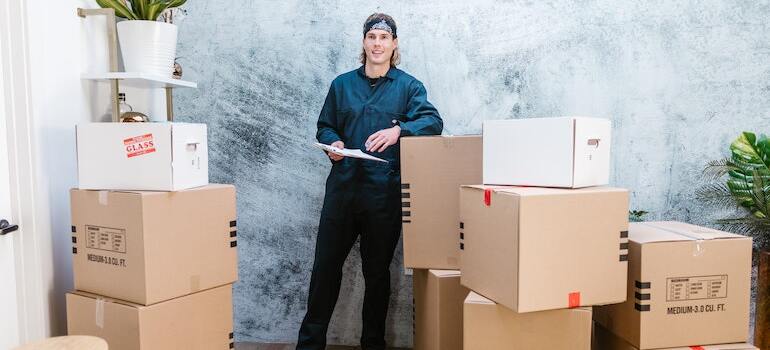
[167,0,187,8]
[629,210,649,222]
[703,157,739,180]
[696,183,740,210]
[144,0,172,20]
[728,132,770,215]
[129,0,148,20]
[96,0,138,19]
[701,132,770,250]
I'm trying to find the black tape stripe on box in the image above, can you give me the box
[229,332,234,339]
[401,192,410,198]
[620,230,629,238]
[635,281,651,289]
[229,342,235,349]
[72,236,77,243]
[620,242,629,250]
[402,211,411,217]
[71,226,76,233]
[401,183,410,189]
[460,243,464,250]
[635,292,651,301]
[402,220,411,223]
[402,202,411,208]
[230,231,237,238]
[72,247,77,254]
[635,303,650,312]
[230,241,237,248]
[229,220,237,228]
[620,254,628,262]
[460,222,464,229]
[460,232,464,240]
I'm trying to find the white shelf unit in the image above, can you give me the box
[78,8,197,122]
[81,72,197,89]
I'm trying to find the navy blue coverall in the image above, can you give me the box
[297,66,443,350]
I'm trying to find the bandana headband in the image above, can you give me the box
[364,19,397,38]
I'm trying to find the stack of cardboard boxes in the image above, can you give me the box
[66,123,238,350]
[403,117,755,350]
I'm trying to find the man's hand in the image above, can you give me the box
[327,141,345,161]
[366,126,401,153]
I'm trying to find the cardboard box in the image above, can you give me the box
[459,185,629,313]
[401,135,482,269]
[592,322,757,350]
[464,291,592,350]
[67,284,234,350]
[482,117,611,188]
[413,269,470,350]
[593,222,752,349]
[76,122,208,191]
[70,184,238,305]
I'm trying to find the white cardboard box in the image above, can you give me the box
[76,122,208,191]
[483,117,611,188]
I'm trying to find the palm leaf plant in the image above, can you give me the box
[95,0,187,21]
[629,210,649,222]
[696,132,770,250]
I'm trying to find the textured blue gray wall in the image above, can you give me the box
[174,1,770,346]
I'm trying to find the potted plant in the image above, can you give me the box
[95,0,187,77]
[697,132,770,348]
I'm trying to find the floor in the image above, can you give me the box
[235,343,409,350]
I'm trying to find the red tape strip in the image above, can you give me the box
[568,292,580,308]
[484,189,492,206]
[689,347,705,350]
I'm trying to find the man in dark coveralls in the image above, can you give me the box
[296,13,443,350]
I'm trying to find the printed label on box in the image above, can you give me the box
[86,225,127,253]
[666,275,728,301]
[123,133,156,158]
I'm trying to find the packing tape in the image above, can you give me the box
[98,191,109,206]
[95,297,105,329]
[190,275,201,293]
[441,136,454,148]
[641,223,705,257]
[568,292,581,308]
[689,347,705,350]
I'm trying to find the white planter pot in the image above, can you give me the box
[117,20,178,78]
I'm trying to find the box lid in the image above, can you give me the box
[631,221,748,244]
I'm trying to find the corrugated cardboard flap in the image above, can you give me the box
[430,270,461,278]
[464,291,495,305]
[631,221,749,244]
[461,185,626,197]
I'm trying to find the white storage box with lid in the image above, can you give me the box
[483,116,611,188]
[76,122,208,191]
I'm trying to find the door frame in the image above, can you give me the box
[0,0,49,343]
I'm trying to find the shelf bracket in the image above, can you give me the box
[78,7,121,122]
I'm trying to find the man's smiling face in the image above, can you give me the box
[363,29,398,66]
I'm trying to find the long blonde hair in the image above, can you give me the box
[359,13,400,67]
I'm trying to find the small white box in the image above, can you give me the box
[483,117,611,188]
[76,122,208,191]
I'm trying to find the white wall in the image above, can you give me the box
[21,0,167,338]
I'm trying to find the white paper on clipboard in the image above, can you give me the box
[314,142,389,163]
